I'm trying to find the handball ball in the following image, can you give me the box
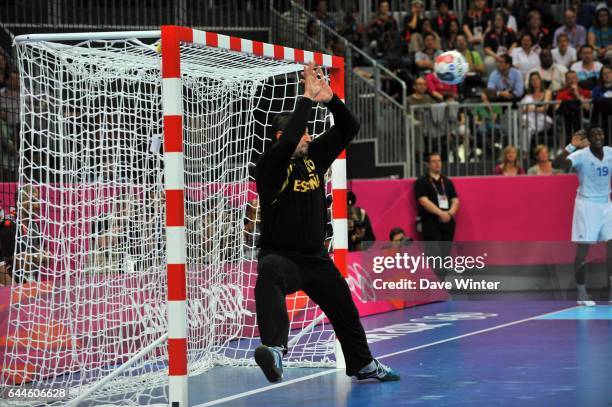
[434,50,468,85]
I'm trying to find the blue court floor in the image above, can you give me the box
[189,301,612,407]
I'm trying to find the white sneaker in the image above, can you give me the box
[577,300,596,307]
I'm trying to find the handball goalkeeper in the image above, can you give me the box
[253,62,400,383]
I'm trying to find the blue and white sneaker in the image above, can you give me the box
[577,292,596,307]
[254,345,284,383]
[355,359,400,382]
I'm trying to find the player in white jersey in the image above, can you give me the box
[553,127,612,306]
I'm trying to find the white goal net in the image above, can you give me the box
[2,34,338,406]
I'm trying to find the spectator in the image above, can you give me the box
[86,216,125,274]
[483,54,524,101]
[409,77,435,105]
[498,0,518,33]
[280,0,309,48]
[441,19,462,50]
[570,0,597,31]
[454,33,484,98]
[473,102,505,154]
[590,65,612,135]
[592,64,612,99]
[519,10,552,51]
[305,19,322,51]
[511,32,541,78]
[570,45,603,89]
[528,145,563,175]
[556,70,592,101]
[0,71,20,128]
[409,77,434,158]
[408,18,442,53]
[426,71,459,101]
[0,52,8,86]
[311,0,336,31]
[484,11,517,76]
[371,21,402,65]
[556,70,592,139]
[243,198,260,257]
[366,0,398,56]
[338,7,365,64]
[347,191,375,252]
[434,0,459,39]
[521,72,553,146]
[13,185,49,283]
[456,33,485,76]
[494,145,525,175]
[0,119,16,182]
[516,0,555,31]
[588,5,612,64]
[415,33,443,76]
[552,33,578,68]
[462,0,493,47]
[553,9,587,49]
[414,152,459,280]
[526,48,567,92]
[0,216,16,285]
[403,0,426,39]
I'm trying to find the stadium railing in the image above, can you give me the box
[409,98,611,177]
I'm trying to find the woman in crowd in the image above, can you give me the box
[484,11,517,76]
[519,10,552,51]
[528,145,563,175]
[521,72,553,148]
[511,32,541,78]
[591,64,612,135]
[494,145,525,175]
[441,19,462,51]
[588,6,612,64]
[462,0,493,47]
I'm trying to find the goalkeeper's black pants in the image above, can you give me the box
[255,250,373,376]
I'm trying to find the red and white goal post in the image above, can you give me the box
[7,26,349,406]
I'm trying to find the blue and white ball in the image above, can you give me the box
[434,50,469,85]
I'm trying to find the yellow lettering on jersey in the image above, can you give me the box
[304,158,316,172]
[293,173,321,193]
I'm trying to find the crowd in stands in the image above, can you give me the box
[303,0,611,170]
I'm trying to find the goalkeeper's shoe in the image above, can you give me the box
[355,359,400,382]
[254,345,283,383]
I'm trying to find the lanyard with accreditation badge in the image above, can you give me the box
[430,176,449,210]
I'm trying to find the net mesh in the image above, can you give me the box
[2,36,337,406]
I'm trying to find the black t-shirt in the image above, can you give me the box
[484,29,517,54]
[414,175,458,222]
[462,9,492,37]
[256,95,360,254]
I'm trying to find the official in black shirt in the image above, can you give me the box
[253,62,399,384]
[414,153,460,278]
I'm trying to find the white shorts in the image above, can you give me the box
[572,198,612,243]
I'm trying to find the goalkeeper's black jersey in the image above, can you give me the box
[255,95,359,254]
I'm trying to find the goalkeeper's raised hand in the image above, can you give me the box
[302,62,333,103]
